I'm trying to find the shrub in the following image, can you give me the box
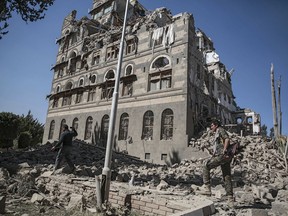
[18,131,32,149]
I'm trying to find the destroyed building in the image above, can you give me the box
[43,0,257,164]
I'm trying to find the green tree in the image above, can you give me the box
[0,0,55,39]
[0,112,20,149]
[19,110,44,146]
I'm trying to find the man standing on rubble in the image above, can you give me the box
[199,119,234,208]
[51,124,77,174]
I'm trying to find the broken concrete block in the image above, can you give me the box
[31,193,44,203]
[66,194,84,210]
[271,201,288,216]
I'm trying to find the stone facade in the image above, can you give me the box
[43,0,238,164]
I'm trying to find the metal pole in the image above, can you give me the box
[101,0,130,203]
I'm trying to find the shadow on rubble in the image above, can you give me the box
[0,139,160,177]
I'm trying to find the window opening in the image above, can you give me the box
[161,109,173,140]
[142,111,154,140]
[59,119,66,139]
[161,154,168,161]
[119,113,129,140]
[72,118,79,131]
[84,116,93,140]
[48,120,55,140]
[100,115,109,143]
[149,70,172,91]
[152,57,169,69]
[145,153,151,160]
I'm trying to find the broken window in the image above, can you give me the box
[68,52,77,74]
[62,95,72,106]
[100,115,109,142]
[126,39,136,54]
[84,116,93,140]
[59,119,66,139]
[48,120,55,140]
[106,46,119,61]
[76,92,83,104]
[119,113,129,140]
[152,57,169,69]
[161,109,173,140]
[92,51,100,65]
[87,87,96,102]
[145,153,151,160]
[122,82,133,96]
[52,98,59,108]
[57,68,64,78]
[72,118,79,131]
[101,70,115,100]
[142,111,154,140]
[149,70,172,91]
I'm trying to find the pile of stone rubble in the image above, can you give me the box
[0,133,287,215]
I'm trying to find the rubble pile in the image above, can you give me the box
[0,134,287,215]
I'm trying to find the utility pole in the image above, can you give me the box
[270,63,279,138]
[101,0,129,203]
[277,76,282,135]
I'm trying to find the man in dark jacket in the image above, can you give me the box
[51,124,77,173]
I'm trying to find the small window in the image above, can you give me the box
[149,70,172,91]
[161,154,168,161]
[145,153,151,159]
[125,65,133,76]
[105,70,115,80]
[56,85,61,93]
[76,92,83,104]
[79,78,84,87]
[90,74,97,84]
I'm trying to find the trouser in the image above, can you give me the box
[54,145,75,170]
[203,155,233,196]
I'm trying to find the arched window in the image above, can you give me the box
[59,119,66,139]
[90,74,97,84]
[100,115,109,142]
[69,51,77,73]
[48,120,55,140]
[101,70,115,99]
[63,82,73,106]
[152,56,170,69]
[79,78,84,87]
[84,116,93,140]
[119,113,129,140]
[105,70,115,80]
[65,82,73,90]
[72,118,79,131]
[161,109,173,140]
[56,85,61,93]
[142,111,154,140]
[125,65,133,76]
[149,56,172,91]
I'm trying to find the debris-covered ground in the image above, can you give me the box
[0,133,288,215]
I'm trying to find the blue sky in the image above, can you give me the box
[0,0,287,136]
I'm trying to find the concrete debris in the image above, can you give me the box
[0,134,287,215]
